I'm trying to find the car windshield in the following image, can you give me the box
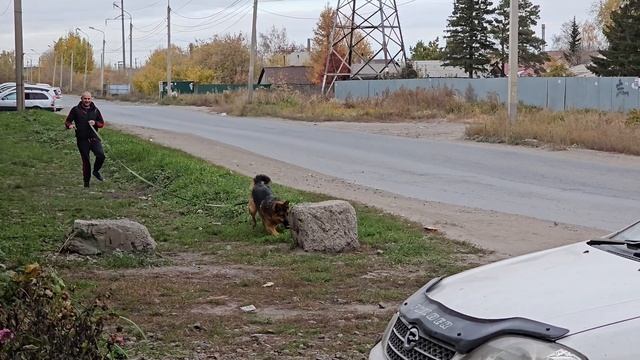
[610,221,640,241]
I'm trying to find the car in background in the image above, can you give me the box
[0,82,16,94]
[0,90,57,111]
[0,85,62,111]
[369,219,640,360]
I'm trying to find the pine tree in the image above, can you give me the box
[410,38,444,60]
[490,0,548,77]
[589,0,640,76]
[564,17,582,66]
[443,0,496,78]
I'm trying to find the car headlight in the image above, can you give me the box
[463,336,587,360]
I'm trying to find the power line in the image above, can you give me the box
[133,19,166,31]
[174,0,194,11]
[172,7,252,34]
[259,7,315,20]
[172,2,252,32]
[217,6,252,33]
[171,0,247,20]
[129,0,163,12]
[0,0,11,16]
[133,20,166,35]
[134,27,167,41]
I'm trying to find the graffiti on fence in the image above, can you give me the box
[616,79,630,97]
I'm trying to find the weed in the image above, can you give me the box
[0,264,113,359]
[627,109,640,127]
[466,108,640,155]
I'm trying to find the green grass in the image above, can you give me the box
[0,110,481,272]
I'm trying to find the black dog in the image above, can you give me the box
[249,174,290,235]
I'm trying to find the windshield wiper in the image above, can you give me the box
[588,239,640,262]
[588,239,640,249]
[624,240,640,249]
[587,239,625,246]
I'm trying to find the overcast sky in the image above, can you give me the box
[0,0,595,67]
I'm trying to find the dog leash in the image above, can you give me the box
[83,123,242,209]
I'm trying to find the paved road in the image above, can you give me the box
[61,97,640,232]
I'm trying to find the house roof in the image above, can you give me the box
[258,66,313,85]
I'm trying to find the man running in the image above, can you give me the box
[65,91,106,188]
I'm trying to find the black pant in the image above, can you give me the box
[77,138,105,184]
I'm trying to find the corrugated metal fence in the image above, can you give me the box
[335,77,640,112]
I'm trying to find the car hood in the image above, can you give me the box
[428,241,640,335]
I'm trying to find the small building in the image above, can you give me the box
[286,51,310,66]
[258,66,313,86]
[569,64,596,77]
[412,60,467,78]
[350,59,401,79]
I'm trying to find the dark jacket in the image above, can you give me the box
[65,102,105,139]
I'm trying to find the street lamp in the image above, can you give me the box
[89,26,106,96]
[76,28,91,91]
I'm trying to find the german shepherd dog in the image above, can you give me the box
[249,175,290,235]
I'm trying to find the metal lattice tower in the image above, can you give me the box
[322,0,407,95]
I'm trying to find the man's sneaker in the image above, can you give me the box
[93,171,104,182]
[84,181,90,188]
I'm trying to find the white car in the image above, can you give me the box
[0,82,16,94]
[0,86,62,111]
[369,220,640,360]
[0,90,56,111]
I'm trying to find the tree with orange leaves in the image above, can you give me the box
[308,5,372,85]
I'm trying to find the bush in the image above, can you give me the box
[626,109,640,127]
[0,264,123,359]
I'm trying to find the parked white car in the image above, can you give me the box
[0,90,56,111]
[369,220,640,360]
[0,86,62,111]
[0,82,16,94]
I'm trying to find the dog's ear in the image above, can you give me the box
[283,200,290,208]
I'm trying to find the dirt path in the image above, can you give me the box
[112,120,604,260]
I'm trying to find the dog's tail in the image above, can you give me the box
[253,174,271,185]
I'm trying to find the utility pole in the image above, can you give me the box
[114,1,133,92]
[247,0,258,103]
[76,28,90,91]
[507,0,519,124]
[83,47,88,90]
[59,55,63,88]
[89,26,105,96]
[52,53,57,86]
[166,0,172,97]
[14,0,24,111]
[70,51,74,92]
[129,20,133,88]
[120,0,126,70]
